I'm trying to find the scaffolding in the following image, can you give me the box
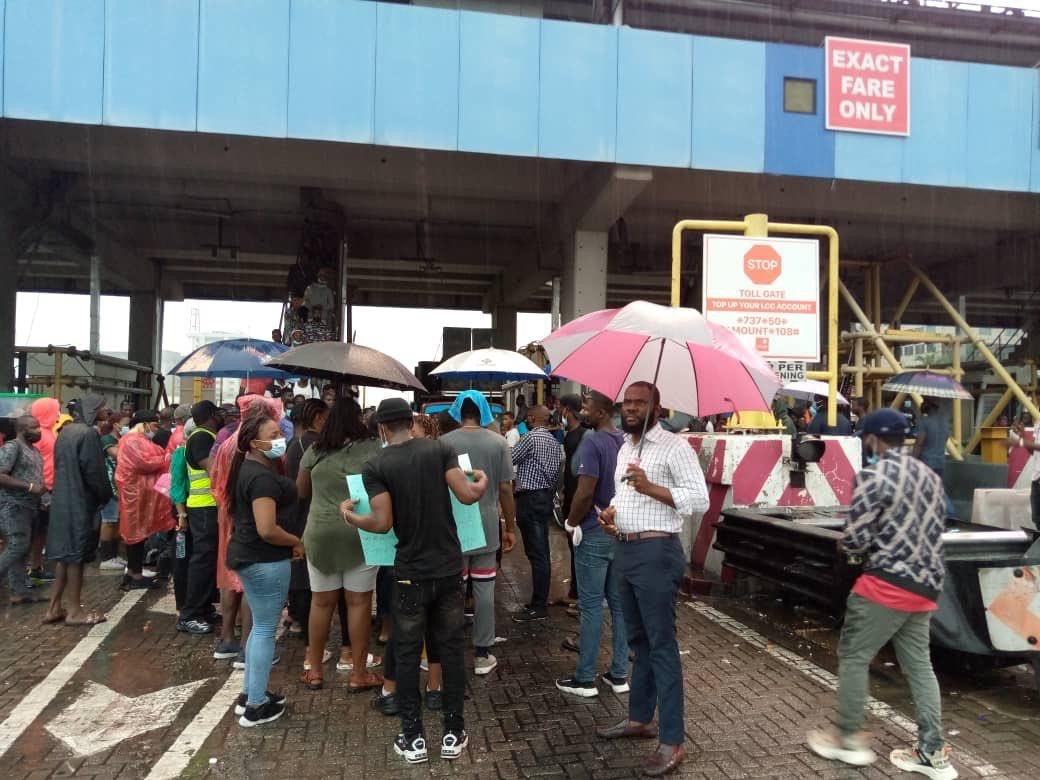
[671,215,1040,458]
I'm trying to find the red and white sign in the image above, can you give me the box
[702,234,820,361]
[825,36,910,136]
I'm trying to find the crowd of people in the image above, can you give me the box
[0,372,964,777]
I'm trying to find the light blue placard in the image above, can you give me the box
[451,453,486,552]
[451,494,486,553]
[346,473,397,566]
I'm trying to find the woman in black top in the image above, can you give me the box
[225,413,303,727]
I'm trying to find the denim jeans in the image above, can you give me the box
[180,506,218,621]
[393,574,466,738]
[0,504,35,596]
[575,528,628,682]
[616,535,686,746]
[516,489,553,609]
[837,593,944,752]
[237,559,291,707]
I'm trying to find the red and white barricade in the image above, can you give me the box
[685,434,862,579]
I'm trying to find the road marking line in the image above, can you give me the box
[143,671,243,780]
[0,589,146,757]
[46,679,211,756]
[145,618,287,779]
[686,601,1003,776]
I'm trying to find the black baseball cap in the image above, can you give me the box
[131,409,159,426]
[373,397,413,424]
[858,408,909,437]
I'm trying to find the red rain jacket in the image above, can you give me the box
[115,432,173,545]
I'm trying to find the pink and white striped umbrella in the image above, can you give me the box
[541,301,780,416]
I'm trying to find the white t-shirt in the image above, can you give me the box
[504,428,520,448]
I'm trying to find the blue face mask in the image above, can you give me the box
[120,426,130,436]
[264,438,287,459]
[144,431,155,440]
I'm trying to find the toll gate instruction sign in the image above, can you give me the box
[825,36,910,136]
[702,234,820,362]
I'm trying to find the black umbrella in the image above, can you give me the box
[264,341,426,392]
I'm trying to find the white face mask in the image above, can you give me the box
[120,426,130,436]
[264,438,287,459]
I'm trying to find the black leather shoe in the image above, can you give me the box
[372,692,399,716]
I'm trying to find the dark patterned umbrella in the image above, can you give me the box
[265,341,426,392]
[882,370,972,400]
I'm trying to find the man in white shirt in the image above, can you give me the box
[1009,413,1040,526]
[596,382,709,778]
[500,412,521,448]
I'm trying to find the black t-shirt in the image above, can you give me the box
[185,428,216,470]
[362,438,461,580]
[226,459,297,570]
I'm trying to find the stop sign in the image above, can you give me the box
[743,244,782,285]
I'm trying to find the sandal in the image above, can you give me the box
[347,671,383,694]
[300,669,324,690]
[65,612,107,626]
[337,653,381,672]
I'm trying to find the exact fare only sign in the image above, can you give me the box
[825,36,910,136]
[703,234,821,362]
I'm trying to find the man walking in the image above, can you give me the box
[441,391,517,677]
[0,416,47,605]
[596,382,708,777]
[177,400,225,635]
[808,409,957,779]
[342,397,487,764]
[43,394,113,625]
[511,404,562,623]
[556,392,629,698]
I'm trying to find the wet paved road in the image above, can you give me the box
[1,528,1039,779]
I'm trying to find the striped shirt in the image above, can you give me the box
[611,424,709,534]
[511,427,563,493]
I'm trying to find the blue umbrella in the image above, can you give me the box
[169,338,292,378]
[882,370,973,400]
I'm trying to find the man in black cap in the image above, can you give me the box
[177,400,226,635]
[808,409,956,778]
[341,397,488,766]
[43,394,113,625]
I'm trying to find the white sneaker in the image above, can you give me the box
[99,557,127,571]
[474,654,498,676]
[806,729,876,767]
[890,746,958,780]
[440,730,468,760]
[125,566,158,577]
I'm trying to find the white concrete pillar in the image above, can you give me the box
[561,230,608,324]
[128,291,163,370]
[0,212,19,391]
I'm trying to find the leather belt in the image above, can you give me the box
[615,530,676,543]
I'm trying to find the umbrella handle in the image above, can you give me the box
[636,340,666,459]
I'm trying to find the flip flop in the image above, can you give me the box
[41,610,67,625]
[336,653,381,672]
[65,612,107,626]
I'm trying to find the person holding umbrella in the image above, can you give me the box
[595,382,709,777]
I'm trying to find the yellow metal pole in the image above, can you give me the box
[891,278,920,325]
[952,339,962,448]
[910,262,1040,423]
[744,213,768,238]
[872,263,883,333]
[853,337,864,397]
[670,218,752,307]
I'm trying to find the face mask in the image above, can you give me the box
[25,431,42,443]
[264,438,287,459]
[120,426,130,436]
[145,431,156,440]
[863,439,878,465]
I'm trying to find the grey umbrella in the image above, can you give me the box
[264,342,426,392]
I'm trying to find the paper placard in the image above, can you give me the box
[346,473,398,566]
[451,453,486,552]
